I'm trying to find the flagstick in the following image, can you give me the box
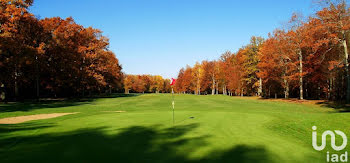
[172,87,175,125]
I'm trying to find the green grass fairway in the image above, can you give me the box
[0,94,349,163]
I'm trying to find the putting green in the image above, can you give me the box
[0,94,349,162]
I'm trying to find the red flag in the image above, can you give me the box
[170,78,176,86]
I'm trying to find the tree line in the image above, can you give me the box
[0,0,123,100]
[1,0,349,102]
[124,75,171,94]
[174,1,350,102]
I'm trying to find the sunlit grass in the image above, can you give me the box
[0,94,348,163]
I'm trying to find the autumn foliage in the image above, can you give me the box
[175,1,350,101]
[1,0,350,102]
[0,0,123,99]
[123,75,171,94]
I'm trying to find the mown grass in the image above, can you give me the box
[0,94,349,163]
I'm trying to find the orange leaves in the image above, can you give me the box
[123,74,170,93]
[171,1,350,99]
[182,66,193,92]
[328,61,343,70]
[0,1,124,97]
[1,0,33,8]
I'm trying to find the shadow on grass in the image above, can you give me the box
[0,94,139,113]
[316,101,350,113]
[256,97,350,113]
[0,123,272,163]
[0,124,55,134]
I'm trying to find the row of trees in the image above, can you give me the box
[0,0,123,99]
[174,1,350,101]
[124,75,171,94]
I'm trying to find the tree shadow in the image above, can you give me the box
[316,101,350,113]
[0,123,55,134]
[0,123,57,151]
[257,97,350,113]
[198,145,271,163]
[86,93,140,99]
[0,123,273,163]
[0,93,139,113]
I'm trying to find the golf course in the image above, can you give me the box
[0,94,348,163]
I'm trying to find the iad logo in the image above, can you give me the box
[312,126,348,162]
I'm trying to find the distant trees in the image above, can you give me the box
[123,75,171,94]
[174,38,264,96]
[174,1,350,101]
[0,0,123,99]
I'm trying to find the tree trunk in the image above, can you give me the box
[328,77,333,100]
[343,35,350,103]
[298,50,304,100]
[212,74,215,95]
[14,66,19,100]
[198,86,200,95]
[0,83,5,103]
[216,83,219,95]
[225,86,227,95]
[284,77,289,99]
[223,85,226,95]
[35,56,40,99]
[3,84,7,104]
[197,72,200,95]
[258,78,262,97]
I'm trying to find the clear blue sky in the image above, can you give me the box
[30,0,315,79]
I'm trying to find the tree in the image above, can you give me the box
[219,51,232,95]
[1,2,124,99]
[316,0,350,102]
[182,66,193,93]
[192,62,202,95]
[124,75,134,94]
[287,13,308,100]
[243,36,264,96]
[163,79,171,93]
[175,68,185,93]
[201,60,217,95]
[150,75,164,93]
[0,0,41,99]
[124,74,171,94]
[172,1,349,102]
[40,17,123,96]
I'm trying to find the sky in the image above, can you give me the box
[30,0,315,79]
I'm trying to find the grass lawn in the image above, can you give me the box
[0,94,349,163]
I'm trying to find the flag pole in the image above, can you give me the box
[170,78,176,126]
[172,87,175,125]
